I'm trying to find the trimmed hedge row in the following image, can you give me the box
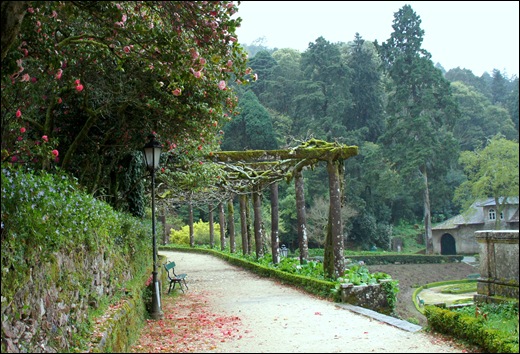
[425,305,519,353]
[345,254,465,265]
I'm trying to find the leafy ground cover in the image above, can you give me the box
[453,302,519,340]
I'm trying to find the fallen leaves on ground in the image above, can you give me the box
[130,291,243,353]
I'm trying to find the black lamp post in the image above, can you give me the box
[143,134,163,320]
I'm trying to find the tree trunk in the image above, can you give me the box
[189,198,194,247]
[239,194,248,255]
[327,160,344,279]
[219,202,226,250]
[295,169,308,264]
[227,197,236,253]
[159,213,167,245]
[253,186,264,258]
[246,193,253,255]
[421,165,433,254]
[324,205,335,279]
[209,203,215,248]
[1,1,28,61]
[270,182,280,264]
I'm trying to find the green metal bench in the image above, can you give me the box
[163,261,188,294]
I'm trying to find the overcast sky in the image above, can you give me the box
[233,1,519,78]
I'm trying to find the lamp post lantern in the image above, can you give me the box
[143,134,163,320]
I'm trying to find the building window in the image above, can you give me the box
[489,209,496,220]
[500,211,504,220]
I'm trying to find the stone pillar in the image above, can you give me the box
[474,230,519,304]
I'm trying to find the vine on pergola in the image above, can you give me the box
[156,138,358,279]
[209,138,359,279]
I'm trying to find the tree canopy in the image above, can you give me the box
[454,135,519,227]
[1,1,255,214]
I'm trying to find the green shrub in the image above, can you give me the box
[169,219,220,245]
[425,302,519,353]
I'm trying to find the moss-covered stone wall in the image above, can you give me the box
[1,241,150,353]
[475,230,519,303]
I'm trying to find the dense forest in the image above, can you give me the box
[1,2,518,253]
[206,5,520,252]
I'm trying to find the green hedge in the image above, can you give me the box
[425,305,519,353]
[344,254,464,265]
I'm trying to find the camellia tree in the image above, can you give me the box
[1,1,256,213]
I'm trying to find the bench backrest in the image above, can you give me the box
[164,261,176,272]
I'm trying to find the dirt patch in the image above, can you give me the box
[367,262,478,326]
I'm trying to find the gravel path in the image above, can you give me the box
[159,250,470,353]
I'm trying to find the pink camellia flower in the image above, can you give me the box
[227,60,233,68]
[57,97,62,104]
[16,109,22,118]
[74,79,81,85]
[27,7,34,13]
[123,46,131,53]
[51,150,59,157]
[11,156,18,162]
[172,88,181,96]
[17,136,23,141]
[20,127,26,133]
[30,77,37,83]
[55,69,63,80]
[16,58,24,73]
[199,57,206,65]
[218,80,226,90]
[42,135,48,142]
[190,48,199,60]
[193,70,201,79]
[75,84,84,92]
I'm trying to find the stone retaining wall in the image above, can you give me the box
[474,230,519,303]
[340,279,393,315]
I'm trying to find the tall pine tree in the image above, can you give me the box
[377,5,460,253]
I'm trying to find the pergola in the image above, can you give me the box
[208,139,358,279]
